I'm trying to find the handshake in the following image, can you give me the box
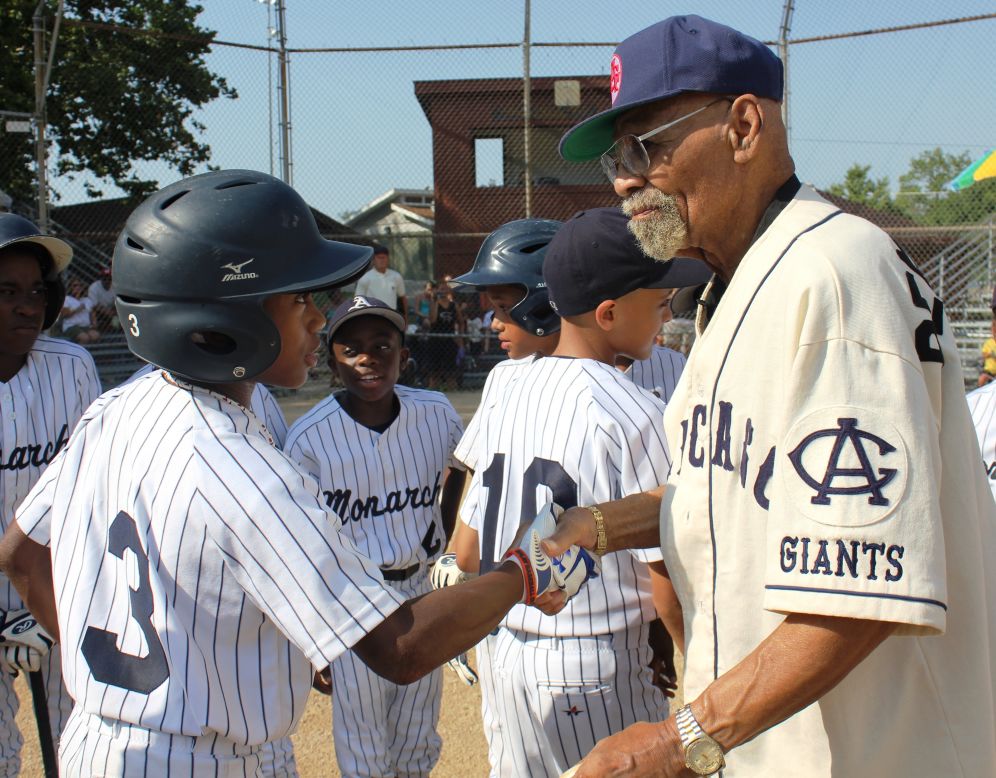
[430,503,599,686]
[432,502,599,607]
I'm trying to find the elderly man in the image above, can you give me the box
[545,15,996,778]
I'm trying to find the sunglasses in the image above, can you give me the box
[599,98,734,183]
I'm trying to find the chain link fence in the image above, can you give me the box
[1,3,993,391]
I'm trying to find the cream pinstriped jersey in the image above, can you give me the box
[128,364,289,448]
[662,185,996,774]
[0,334,100,610]
[284,386,463,570]
[16,371,402,745]
[464,356,667,637]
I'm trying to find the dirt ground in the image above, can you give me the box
[12,389,681,776]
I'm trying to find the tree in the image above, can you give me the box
[828,163,895,211]
[0,1,235,205]
[895,148,996,225]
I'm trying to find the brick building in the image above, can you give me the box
[415,76,616,278]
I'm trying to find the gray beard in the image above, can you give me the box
[622,188,688,261]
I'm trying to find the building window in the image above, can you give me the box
[475,137,505,188]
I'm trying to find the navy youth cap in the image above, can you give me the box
[560,15,783,162]
[327,295,405,341]
[542,207,712,317]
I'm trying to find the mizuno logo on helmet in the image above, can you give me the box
[221,259,259,282]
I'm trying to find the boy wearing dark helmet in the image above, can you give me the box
[0,171,593,775]
[0,213,101,774]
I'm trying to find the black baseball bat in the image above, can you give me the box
[28,670,57,778]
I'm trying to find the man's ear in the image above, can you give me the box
[594,299,617,332]
[728,94,764,161]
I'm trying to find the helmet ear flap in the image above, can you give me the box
[115,298,281,382]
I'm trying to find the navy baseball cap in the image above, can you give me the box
[543,207,712,317]
[560,15,783,162]
[327,295,405,341]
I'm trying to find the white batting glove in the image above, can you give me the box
[445,653,479,686]
[430,553,477,589]
[1,645,43,675]
[0,610,53,676]
[503,503,599,605]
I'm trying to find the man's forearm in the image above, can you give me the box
[693,613,895,752]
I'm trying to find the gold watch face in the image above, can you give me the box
[686,737,725,775]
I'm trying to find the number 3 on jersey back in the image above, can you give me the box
[81,511,170,694]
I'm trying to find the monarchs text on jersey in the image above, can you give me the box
[1,335,100,610]
[284,385,463,569]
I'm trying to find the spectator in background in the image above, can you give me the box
[60,277,100,344]
[87,266,117,332]
[428,279,464,390]
[416,280,435,324]
[980,286,996,386]
[354,244,407,323]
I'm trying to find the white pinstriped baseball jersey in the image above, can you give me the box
[624,345,686,403]
[285,385,463,570]
[128,364,289,448]
[967,380,996,501]
[463,355,668,636]
[15,370,403,746]
[0,334,100,610]
[454,357,530,472]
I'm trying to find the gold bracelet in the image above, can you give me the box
[584,505,607,555]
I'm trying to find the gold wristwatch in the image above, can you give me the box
[675,705,725,776]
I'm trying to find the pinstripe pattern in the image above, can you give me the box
[0,334,99,774]
[625,345,687,403]
[129,365,289,447]
[15,371,404,772]
[285,385,463,569]
[463,355,670,776]
[967,381,996,501]
[284,385,460,776]
[454,357,530,472]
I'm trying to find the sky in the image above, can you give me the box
[69,1,996,219]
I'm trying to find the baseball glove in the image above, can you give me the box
[0,610,53,676]
[503,503,599,605]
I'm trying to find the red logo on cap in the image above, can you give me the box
[609,54,622,104]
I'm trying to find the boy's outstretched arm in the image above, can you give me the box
[438,467,467,545]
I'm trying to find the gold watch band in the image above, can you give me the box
[583,505,607,555]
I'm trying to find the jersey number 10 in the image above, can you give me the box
[478,454,577,575]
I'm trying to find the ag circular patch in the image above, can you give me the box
[781,406,908,528]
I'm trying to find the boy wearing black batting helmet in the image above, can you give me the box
[0,170,594,776]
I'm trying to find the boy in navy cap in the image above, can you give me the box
[456,207,707,778]
[284,295,467,778]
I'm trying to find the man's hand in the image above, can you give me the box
[570,719,692,777]
[539,506,599,558]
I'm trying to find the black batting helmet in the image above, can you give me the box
[451,218,561,337]
[113,170,372,383]
[0,213,71,330]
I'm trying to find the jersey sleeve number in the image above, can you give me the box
[897,248,944,364]
[80,511,170,694]
[478,454,578,574]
